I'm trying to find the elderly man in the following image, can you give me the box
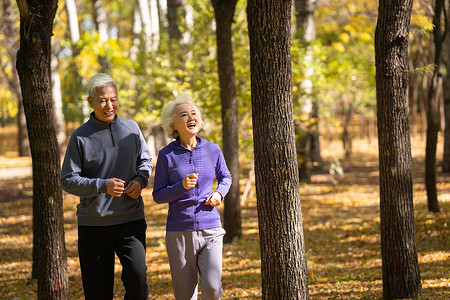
[61,73,152,300]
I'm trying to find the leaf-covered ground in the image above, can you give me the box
[0,125,449,299]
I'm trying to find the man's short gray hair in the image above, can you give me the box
[161,94,204,139]
[87,73,118,98]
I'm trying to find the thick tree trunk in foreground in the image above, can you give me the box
[374,0,422,299]
[211,0,241,244]
[15,0,68,299]
[247,0,309,298]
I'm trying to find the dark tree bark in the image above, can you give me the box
[375,0,422,299]
[247,0,309,299]
[426,0,445,212]
[15,0,69,299]
[444,74,450,172]
[211,0,241,244]
[443,0,450,172]
[1,0,29,156]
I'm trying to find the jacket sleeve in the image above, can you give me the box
[213,145,232,199]
[60,135,108,197]
[134,129,152,189]
[152,152,186,204]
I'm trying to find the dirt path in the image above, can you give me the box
[0,157,32,180]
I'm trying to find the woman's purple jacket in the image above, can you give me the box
[152,136,232,231]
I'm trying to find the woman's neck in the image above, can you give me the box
[179,135,198,150]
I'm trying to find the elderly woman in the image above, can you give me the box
[152,94,232,300]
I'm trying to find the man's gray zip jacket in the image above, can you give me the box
[61,112,152,226]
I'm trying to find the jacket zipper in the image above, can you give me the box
[191,151,198,229]
[108,123,115,147]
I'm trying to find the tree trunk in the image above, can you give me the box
[149,0,160,50]
[65,0,87,123]
[368,113,374,145]
[294,0,322,182]
[294,0,316,42]
[92,0,108,42]
[158,0,168,35]
[167,0,187,75]
[1,0,30,156]
[409,52,419,138]
[296,126,312,183]
[138,0,153,51]
[92,0,111,72]
[1,106,6,127]
[374,0,422,299]
[425,0,444,212]
[211,0,241,244]
[65,0,80,42]
[440,87,445,133]
[17,97,29,156]
[426,71,442,212]
[15,0,69,299]
[443,1,450,172]
[51,51,66,155]
[167,0,184,41]
[420,75,429,139]
[247,1,309,298]
[444,78,450,172]
[342,97,353,159]
[414,32,431,140]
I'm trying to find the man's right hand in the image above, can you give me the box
[107,178,125,197]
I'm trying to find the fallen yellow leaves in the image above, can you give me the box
[0,137,449,299]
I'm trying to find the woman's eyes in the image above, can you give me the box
[180,111,196,118]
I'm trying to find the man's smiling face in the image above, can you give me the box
[88,84,119,123]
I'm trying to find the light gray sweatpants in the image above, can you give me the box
[166,228,226,300]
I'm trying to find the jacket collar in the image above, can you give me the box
[169,136,204,151]
[88,111,119,128]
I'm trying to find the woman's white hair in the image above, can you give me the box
[161,94,204,139]
[87,73,118,98]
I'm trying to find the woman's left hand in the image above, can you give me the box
[205,192,222,207]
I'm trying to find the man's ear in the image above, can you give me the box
[87,97,93,108]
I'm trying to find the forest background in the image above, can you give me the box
[0,1,442,156]
[0,0,449,299]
